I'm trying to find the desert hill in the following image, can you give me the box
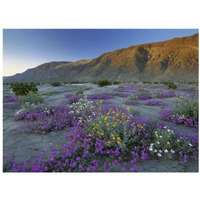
[4,33,198,83]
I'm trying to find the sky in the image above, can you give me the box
[3,29,198,76]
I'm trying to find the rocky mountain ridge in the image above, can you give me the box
[4,33,199,83]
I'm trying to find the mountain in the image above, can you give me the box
[4,33,199,83]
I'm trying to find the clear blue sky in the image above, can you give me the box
[3,29,198,76]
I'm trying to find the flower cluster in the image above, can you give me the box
[156,92,176,99]
[123,100,138,106]
[66,95,83,104]
[149,127,198,162]
[145,100,167,106]
[87,92,112,100]
[160,109,198,128]
[137,95,152,100]
[14,104,73,134]
[4,96,19,102]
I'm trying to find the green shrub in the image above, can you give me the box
[113,81,121,85]
[75,90,84,95]
[83,86,91,91]
[151,94,157,99]
[130,109,141,116]
[175,98,198,120]
[127,95,138,100]
[97,80,112,87]
[143,81,152,84]
[18,91,44,104]
[10,82,38,96]
[51,82,62,87]
[154,82,159,84]
[168,82,177,89]
[148,128,196,159]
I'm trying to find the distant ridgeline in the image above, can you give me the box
[4,33,199,83]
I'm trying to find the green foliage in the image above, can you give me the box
[149,128,196,159]
[44,91,57,96]
[133,81,138,84]
[130,109,141,116]
[10,82,38,96]
[86,115,132,154]
[83,86,91,91]
[168,82,177,89]
[113,81,121,85]
[151,94,157,99]
[175,98,198,120]
[97,80,112,87]
[15,102,39,115]
[127,95,138,100]
[75,89,84,95]
[51,82,62,87]
[153,82,159,84]
[18,91,44,104]
[143,81,152,84]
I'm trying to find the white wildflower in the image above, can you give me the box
[157,141,160,144]
[157,153,162,157]
[171,150,175,154]
[149,147,153,151]
[189,143,193,147]
[164,149,168,153]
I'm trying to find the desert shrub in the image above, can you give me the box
[151,94,157,99]
[130,109,141,116]
[148,128,197,160]
[113,81,121,85]
[127,95,138,100]
[83,86,91,91]
[75,89,84,95]
[143,81,152,84]
[51,82,62,87]
[10,82,38,96]
[97,80,112,87]
[168,82,177,89]
[175,98,198,120]
[18,91,44,104]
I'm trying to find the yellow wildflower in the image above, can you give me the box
[106,123,109,126]
[108,141,110,144]
[117,141,120,144]
[88,134,92,137]
[117,137,120,140]
[112,137,115,140]
[111,134,114,137]
[97,131,100,134]
[126,106,130,111]
[101,133,104,136]
[104,116,108,121]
